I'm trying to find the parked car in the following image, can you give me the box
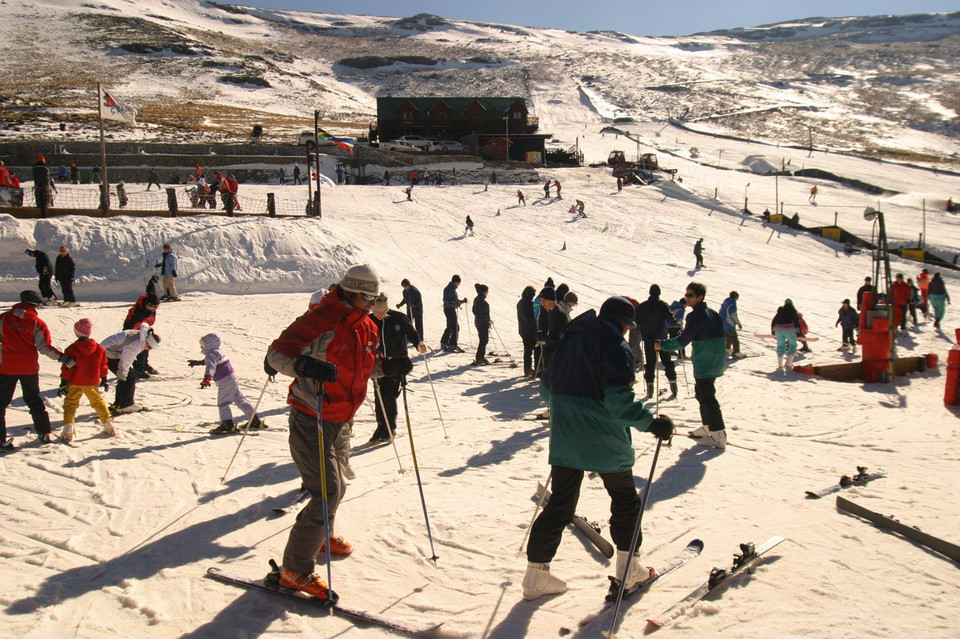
[428,140,470,153]
[381,139,423,152]
[397,135,432,149]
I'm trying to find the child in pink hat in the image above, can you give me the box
[59,318,114,442]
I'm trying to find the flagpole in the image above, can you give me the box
[314,109,322,218]
[97,82,110,213]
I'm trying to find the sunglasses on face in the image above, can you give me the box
[360,293,377,302]
[684,293,697,298]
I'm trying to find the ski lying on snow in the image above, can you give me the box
[646,535,785,629]
[805,467,885,499]
[836,496,960,562]
[206,566,445,637]
[578,539,704,628]
[536,482,614,558]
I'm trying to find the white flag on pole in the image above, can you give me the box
[98,85,137,125]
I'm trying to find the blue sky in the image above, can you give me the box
[234,1,958,36]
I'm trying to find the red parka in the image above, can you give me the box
[0,302,63,375]
[61,338,108,386]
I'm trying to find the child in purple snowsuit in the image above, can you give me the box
[190,333,265,434]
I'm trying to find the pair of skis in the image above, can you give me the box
[805,466,885,499]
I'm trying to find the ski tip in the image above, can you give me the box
[646,619,663,629]
[804,491,820,499]
[688,539,705,552]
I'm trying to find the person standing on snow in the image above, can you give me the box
[293,163,302,185]
[157,243,180,301]
[265,264,412,601]
[917,269,931,316]
[397,278,425,342]
[543,180,551,198]
[0,290,75,448]
[146,168,161,191]
[25,248,56,304]
[522,296,674,601]
[518,190,526,206]
[835,299,859,352]
[57,318,112,443]
[693,238,704,269]
[465,215,475,236]
[440,275,466,353]
[369,294,423,443]
[517,285,538,377]
[719,291,743,358]
[636,284,678,398]
[189,333,265,434]
[770,299,800,371]
[553,180,562,199]
[927,271,950,330]
[471,284,491,366]
[657,282,727,448]
[55,245,79,307]
[123,292,159,378]
[892,273,911,331]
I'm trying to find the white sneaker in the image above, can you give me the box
[522,562,567,600]
[689,425,709,438]
[696,430,726,449]
[60,423,75,443]
[777,355,784,369]
[101,420,116,437]
[616,550,655,590]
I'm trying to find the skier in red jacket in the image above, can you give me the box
[0,290,74,448]
[58,318,112,442]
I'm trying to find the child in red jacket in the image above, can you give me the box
[59,318,113,442]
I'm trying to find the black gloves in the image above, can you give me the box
[188,359,204,367]
[171,270,177,277]
[396,302,402,309]
[57,379,69,397]
[382,357,413,378]
[58,354,76,369]
[263,355,278,378]
[648,416,675,441]
[294,355,338,383]
[154,261,161,268]
[100,377,110,392]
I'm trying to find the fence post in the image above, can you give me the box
[166,187,178,217]
[267,192,276,216]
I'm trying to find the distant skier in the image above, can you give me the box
[189,333,265,434]
[146,168,161,191]
[616,176,623,192]
[808,185,817,203]
[440,275,466,353]
[927,271,950,330]
[55,245,78,307]
[31,155,51,216]
[157,243,180,301]
[397,278,425,341]
[404,185,413,201]
[471,284,491,366]
[517,285,538,377]
[856,276,875,311]
[543,180,551,198]
[693,238,704,268]
[293,162,302,185]
[892,273,911,331]
[518,190,526,206]
[575,199,586,217]
[771,299,800,371]
[116,181,128,208]
[636,284,678,397]
[465,215,475,236]
[553,180,562,199]
[835,299,859,352]
[719,291,744,358]
[25,248,56,304]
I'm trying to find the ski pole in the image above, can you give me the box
[316,389,336,598]
[605,437,665,639]
[373,377,405,474]
[491,322,517,366]
[517,469,552,558]
[678,352,691,395]
[220,376,271,484]
[420,351,449,438]
[461,304,473,348]
[400,376,439,564]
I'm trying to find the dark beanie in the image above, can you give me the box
[564,291,578,304]
[599,296,637,329]
[20,290,43,305]
[649,284,661,297]
[147,293,160,306]
[544,277,555,288]
[475,283,488,294]
[452,274,461,283]
[556,283,569,301]
[539,287,556,301]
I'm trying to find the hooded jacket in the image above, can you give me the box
[0,302,63,375]
[267,285,378,423]
[55,252,75,283]
[544,310,654,473]
[636,294,674,341]
[200,333,236,383]
[61,338,108,386]
[516,286,537,336]
[100,325,152,381]
[123,294,157,330]
[473,285,490,328]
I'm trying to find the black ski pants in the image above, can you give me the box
[527,465,642,564]
[475,322,489,363]
[521,333,537,373]
[58,278,76,303]
[440,306,459,348]
[407,305,424,343]
[107,358,137,408]
[694,377,725,432]
[371,375,401,440]
[38,273,55,300]
[642,339,676,383]
[0,373,51,440]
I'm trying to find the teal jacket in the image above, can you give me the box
[542,310,654,473]
[659,301,726,379]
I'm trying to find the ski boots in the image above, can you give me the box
[277,566,332,601]
[210,420,237,435]
[522,562,567,600]
[60,423,75,443]
[319,536,354,556]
